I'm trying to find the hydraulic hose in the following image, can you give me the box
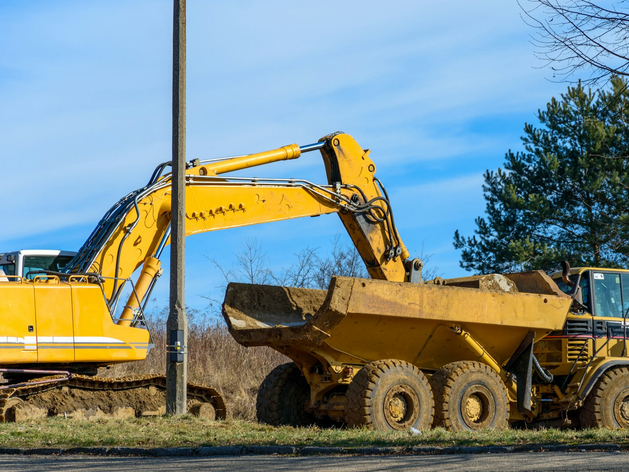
[532,354,554,383]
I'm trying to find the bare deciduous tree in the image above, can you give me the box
[204,236,441,315]
[311,235,369,289]
[234,237,273,284]
[417,241,441,281]
[205,237,273,286]
[520,0,629,83]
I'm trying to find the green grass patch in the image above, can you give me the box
[0,417,628,449]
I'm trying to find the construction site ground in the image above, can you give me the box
[0,417,628,455]
[0,375,226,423]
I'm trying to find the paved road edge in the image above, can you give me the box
[0,443,624,457]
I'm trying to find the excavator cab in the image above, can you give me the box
[0,250,76,280]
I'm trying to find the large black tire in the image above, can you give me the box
[345,359,434,431]
[580,367,629,429]
[256,362,316,427]
[431,361,509,431]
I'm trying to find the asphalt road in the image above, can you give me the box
[1,452,629,472]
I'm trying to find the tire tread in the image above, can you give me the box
[430,360,508,431]
[580,366,629,429]
[256,362,310,426]
[345,359,433,430]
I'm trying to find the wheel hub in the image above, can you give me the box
[383,385,419,430]
[460,385,493,430]
[465,394,483,422]
[388,394,407,422]
[613,390,629,427]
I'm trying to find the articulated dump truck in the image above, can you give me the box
[224,266,629,431]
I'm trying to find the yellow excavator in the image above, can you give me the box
[0,132,422,420]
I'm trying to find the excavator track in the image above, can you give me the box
[0,375,226,422]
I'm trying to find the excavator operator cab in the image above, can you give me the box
[0,250,76,280]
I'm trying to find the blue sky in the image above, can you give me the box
[1,1,575,315]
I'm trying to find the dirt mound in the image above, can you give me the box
[24,385,166,418]
[3,375,223,421]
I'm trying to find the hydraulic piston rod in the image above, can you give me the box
[206,144,301,176]
[451,324,518,399]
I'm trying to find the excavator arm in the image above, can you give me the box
[62,133,420,325]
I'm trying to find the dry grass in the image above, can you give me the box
[101,313,287,420]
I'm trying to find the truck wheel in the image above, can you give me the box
[580,367,629,429]
[431,361,509,431]
[256,362,316,427]
[345,359,434,431]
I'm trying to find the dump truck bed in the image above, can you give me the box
[223,271,573,370]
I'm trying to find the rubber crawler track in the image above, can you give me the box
[0,374,226,422]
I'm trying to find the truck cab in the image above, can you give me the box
[0,250,76,280]
[539,267,629,424]
[554,267,629,320]
[550,267,629,363]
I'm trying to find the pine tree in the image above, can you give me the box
[454,78,629,274]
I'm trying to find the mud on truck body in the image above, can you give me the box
[224,264,629,431]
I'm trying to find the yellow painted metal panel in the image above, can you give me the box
[71,284,150,364]
[34,281,74,362]
[225,275,572,370]
[342,279,569,330]
[0,282,37,363]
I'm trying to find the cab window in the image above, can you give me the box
[0,263,15,276]
[555,272,590,309]
[593,272,623,318]
[580,275,590,306]
[22,255,74,279]
[622,273,629,318]
[0,263,15,278]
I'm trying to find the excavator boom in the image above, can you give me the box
[64,133,417,320]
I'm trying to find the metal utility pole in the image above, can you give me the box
[166,0,187,415]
